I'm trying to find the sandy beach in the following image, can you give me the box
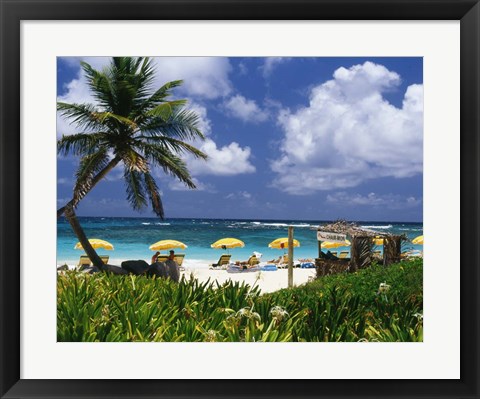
[181,267,316,293]
[60,258,316,293]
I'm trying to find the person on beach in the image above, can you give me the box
[151,251,160,264]
[148,251,179,282]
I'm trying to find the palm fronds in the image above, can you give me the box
[58,56,207,220]
[138,143,196,189]
[72,150,112,206]
[143,172,164,218]
[57,132,108,156]
[123,168,148,211]
[57,103,105,132]
[140,108,205,141]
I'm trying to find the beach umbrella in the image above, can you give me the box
[412,235,424,245]
[268,237,300,249]
[321,239,351,249]
[74,238,114,250]
[268,238,300,265]
[372,237,384,246]
[149,239,188,251]
[211,238,245,249]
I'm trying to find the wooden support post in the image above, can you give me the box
[288,226,294,288]
[318,240,322,258]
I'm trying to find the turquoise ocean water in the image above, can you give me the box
[57,217,423,267]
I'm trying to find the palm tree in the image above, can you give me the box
[57,57,207,270]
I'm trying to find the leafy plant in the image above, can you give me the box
[57,259,423,342]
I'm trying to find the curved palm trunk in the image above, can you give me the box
[64,205,105,270]
[57,157,121,218]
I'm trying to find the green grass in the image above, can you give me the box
[57,258,423,342]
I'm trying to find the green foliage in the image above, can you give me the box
[57,259,423,342]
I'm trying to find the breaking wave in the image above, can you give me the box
[361,224,393,230]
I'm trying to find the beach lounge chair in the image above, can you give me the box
[330,252,337,257]
[401,250,423,259]
[78,255,109,271]
[339,251,349,259]
[210,254,232,268]
[322,251,338,260]
[77,255,92,270]
[249,255,260,266]
[174,254,186,270]
[240,254,260,266]
[155,254,185,270]
[276,255,290,269]
[155,255,169,263]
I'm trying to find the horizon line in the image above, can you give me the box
[62,215,423,224]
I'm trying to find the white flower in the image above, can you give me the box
[225,313,239,327]
[204,330,219,342]
[237,307,261,322]
[378,282,391,294]
[270,306,289,322]
[413,313,423,320]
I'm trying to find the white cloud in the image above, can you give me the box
[57,177,72,185]
[261,57,291,78]
[57,70,98,138]
[158,99,255,177]
[238,62,248,75]
[225,191,252,200]
[186,139,255,176]
[181,102,256,176]
[60,56,232,100]
[185,101,211,135]
[60,56,109,71]
[168,177,216,193]
[57,57,255,177]
[327,192,422,210]
[152,57,232,99]
[174,100,256,177]
[271,62,423,195]
[224,95,269,123]
[57,57,113,138]
[57,57,231,137]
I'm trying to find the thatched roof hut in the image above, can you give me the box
[316,220,405,274]
[319,220,393,238]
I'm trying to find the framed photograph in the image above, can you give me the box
[1,0,479,398]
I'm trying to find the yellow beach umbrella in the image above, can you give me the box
[268,237,300,249]
[149,239,188,251]
[412,235,424,245]
[372,237,384,246]
[322,239,351,249]
[74,238,114,250]
[211,238,245,249]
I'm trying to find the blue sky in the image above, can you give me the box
[57,57,423,222]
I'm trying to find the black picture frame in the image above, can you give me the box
[1,0,479,398]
